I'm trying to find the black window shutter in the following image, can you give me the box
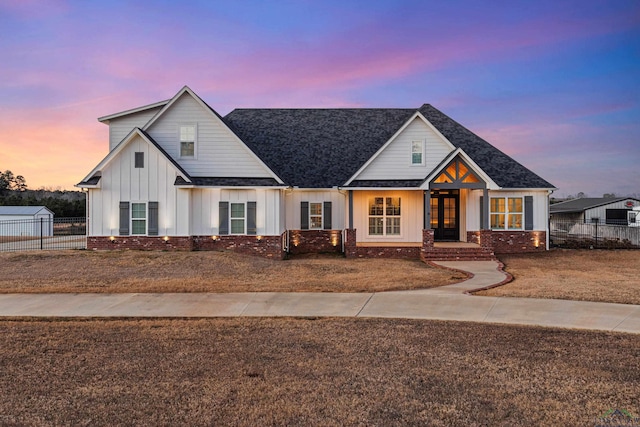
[247,201,257,235]
[219,202,229,235]
[119,202,130,236]
[323,201,332,230]
[479,196,484,230]
[524,196,534,230]
[300,201,309,230]
[148,202,159,235]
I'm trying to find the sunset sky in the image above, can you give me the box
[1,0,638,197]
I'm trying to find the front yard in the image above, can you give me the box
[477,249,640,305]
[0,250,465,293]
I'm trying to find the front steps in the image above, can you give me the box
[421,246,496,261]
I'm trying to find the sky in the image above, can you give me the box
[0,0,639,198]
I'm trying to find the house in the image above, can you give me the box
[550,197,640,225]
[77,86,555,260]
[0,206,54,236]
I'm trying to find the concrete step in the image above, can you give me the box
[421,247,495,261]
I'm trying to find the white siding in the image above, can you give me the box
[352,190,423,243]
[190,188,282,236]
[145,93,274,178]
[284,189,346,230]
[87,135,187,236]
[584,199,638,223]
[356,117,453,180]
[108,107,163,151]
[465,189,549,232]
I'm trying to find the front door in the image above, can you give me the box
[430,191,460,241]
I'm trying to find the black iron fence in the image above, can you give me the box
[550,219,640,249]
[0,217,86,252]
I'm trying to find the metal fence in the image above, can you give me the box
[0,217,86,252]
[550,219,640,249]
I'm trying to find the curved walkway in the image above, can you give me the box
[0,261,638,334]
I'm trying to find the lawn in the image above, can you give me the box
[0,250,466,293]
[1,318,638,426]
[477,249,640,305]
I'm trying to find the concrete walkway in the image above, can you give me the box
[0,261,638,334]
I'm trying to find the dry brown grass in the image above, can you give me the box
[1,318,638,426]
[0,250,465,293]
[0,236,39,243]
[479,249,640,304]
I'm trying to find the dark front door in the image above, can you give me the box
[430,191,460,241]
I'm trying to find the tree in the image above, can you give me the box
[576,192,586,198]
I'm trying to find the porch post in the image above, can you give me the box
[423,190,431,230]
[482,188,489,229]
[348,190,353,229]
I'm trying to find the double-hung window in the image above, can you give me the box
[490,197,523,230]
[179,125,196,158]
[309,203,323,229]
[411,140,424,165]
[131,203,147,235]
[369,197,401,236]
[230,203,246,234]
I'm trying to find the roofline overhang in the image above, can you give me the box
[176,185,289,190]
[97,99,170,124]
[339,187,422,191]
[420,148,500,190]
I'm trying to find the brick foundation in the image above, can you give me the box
[88,236,193,251]
[88,234,286,259]
[288,230,342,255]
[468,230,546,253]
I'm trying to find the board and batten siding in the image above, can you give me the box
[465,190,549,231]
[356,117,453,181]
[352,190,424,243]
[284,190,346,230]
[88,134,190,237]
[107,107,164,151]
[190,188,282,236]
[145,93,274,178]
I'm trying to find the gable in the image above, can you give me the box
[144,89,281,181]
[350,115,454,182]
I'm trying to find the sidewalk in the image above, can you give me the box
[0,261,638,334]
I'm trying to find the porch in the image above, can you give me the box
[346,229,495,261]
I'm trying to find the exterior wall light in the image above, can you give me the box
[109,236,116,242]
[163,236,169,243]
[256,235,263,242]
[211,235,219,241]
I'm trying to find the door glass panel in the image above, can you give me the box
[430,198,438,228]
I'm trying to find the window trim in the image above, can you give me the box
[130,201,147,235]
[368,196,402,237]
[179,124,197,159]
[490,197,523,230]
[309,202,323,230]
[410,140,425,166]
[229,202,246,235]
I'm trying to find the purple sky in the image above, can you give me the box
[1,0,639,197]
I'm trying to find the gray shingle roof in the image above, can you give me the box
[224,109,416,188]
[175,177,282,187]
[224,106,554,189]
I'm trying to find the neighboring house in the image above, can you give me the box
[77,86,555,260]
[0,206,54,236]
[550,197,640,225]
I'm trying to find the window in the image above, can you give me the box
[309,202,323,229]
[411,140,424,165]
[134,152,144,168]
[490,197,523,230]
[230,203,245,234]
[131,203,147,234]
[180,125,196,158]
[369,197,401,236]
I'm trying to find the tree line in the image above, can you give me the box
[0,170,85,217]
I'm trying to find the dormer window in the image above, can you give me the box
[411,140,424,165]
[180,125,196,158]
